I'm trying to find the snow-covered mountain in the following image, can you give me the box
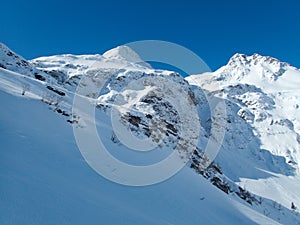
[187,53,300,214]
[0,42,300,225]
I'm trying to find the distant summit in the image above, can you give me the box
[103,45,151,68]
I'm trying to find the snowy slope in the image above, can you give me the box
[1,43,300,224]
[1,68,296,225]
[0,43,55,84]
[30,46,151,91]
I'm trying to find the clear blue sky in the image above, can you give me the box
[1,0,299,71]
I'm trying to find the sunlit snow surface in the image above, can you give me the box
[0,88,281,225]
[1,44,300,224]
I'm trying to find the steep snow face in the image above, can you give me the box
[186,53,300,210]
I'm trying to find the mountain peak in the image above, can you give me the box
[227,53,250,66]
[103,46,140,61]
[103,45,151,68]
[228,52,288,68]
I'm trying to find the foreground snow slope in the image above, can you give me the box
[0,87,281,225]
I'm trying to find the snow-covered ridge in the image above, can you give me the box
[213,53,299,85]
[29,46,153,91]
[228,53,290,68]
[0,43,53,83]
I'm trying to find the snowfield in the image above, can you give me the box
[0,42,300,224]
